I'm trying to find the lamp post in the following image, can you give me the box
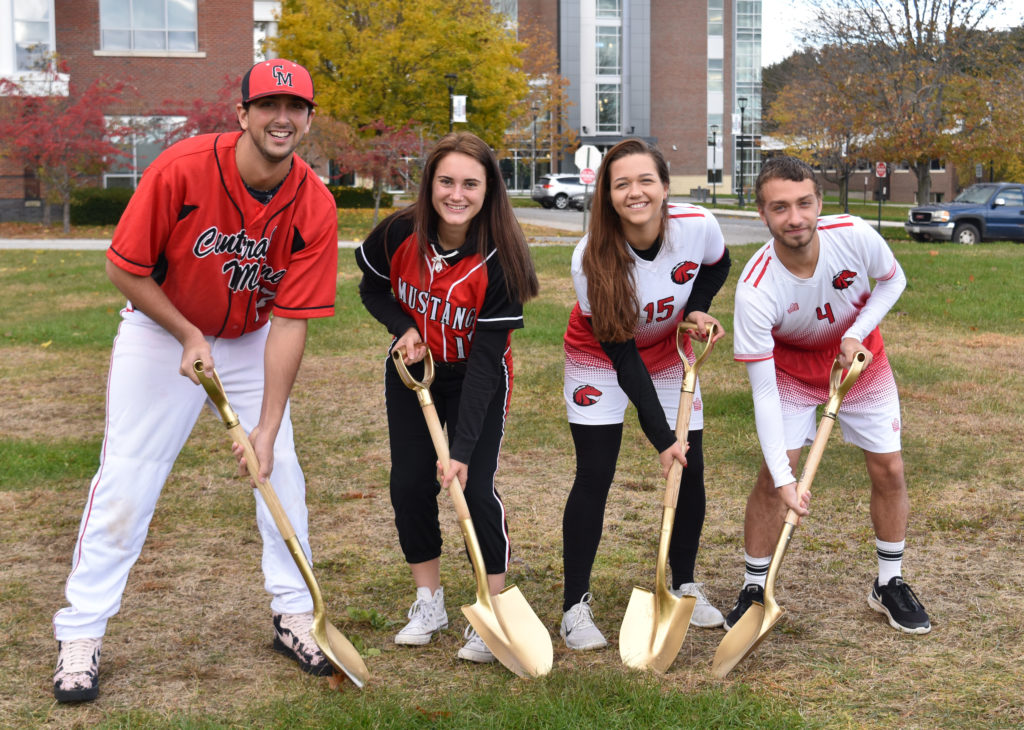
[531,103,540,190]
[737,96,747,208]
[710,123,719,205]
[445,73,457,133]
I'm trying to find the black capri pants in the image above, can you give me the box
[384,355,512,575]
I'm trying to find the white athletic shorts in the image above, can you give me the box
[778,354,902,454]
[563,358,704,433]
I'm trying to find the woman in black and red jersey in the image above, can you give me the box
[558,139,732,650]
[355,132,538,664]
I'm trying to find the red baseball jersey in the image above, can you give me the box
[355,216,523,363]
[107,131,338,338]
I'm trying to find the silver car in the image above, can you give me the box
[531,174,588,210]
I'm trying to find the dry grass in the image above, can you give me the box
[1,244,1022,729]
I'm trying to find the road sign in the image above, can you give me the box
[575,144,602,171]
[580,168,596,185]
[875,161,887,178]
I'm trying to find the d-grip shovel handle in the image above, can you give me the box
[664,321,719,509]
[389,348,470,523]
[192,361,296,541]
[786,351,867,527]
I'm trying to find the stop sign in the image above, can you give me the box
[580,168,596,185]
[875,161,887,178]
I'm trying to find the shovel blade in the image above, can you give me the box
[313,617,369,688]
[463,584,553,678]
[711,599,785,678]
[619,587,696,673]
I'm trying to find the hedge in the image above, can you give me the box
[328,186,392,208]
[70,187,134,226]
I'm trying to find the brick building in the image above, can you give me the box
[1,0,256,221]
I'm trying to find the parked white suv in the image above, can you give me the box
[531,174,588,210]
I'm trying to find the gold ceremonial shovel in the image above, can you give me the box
[619,321,719,673]
[193,362,369,689]
[391,348,553,678]
[711,352,867,678]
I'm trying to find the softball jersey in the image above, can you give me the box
[355,213,523,573]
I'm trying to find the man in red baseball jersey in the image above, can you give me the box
[52,60,338,702]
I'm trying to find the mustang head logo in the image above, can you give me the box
[832,269,857,290]
[671,261,699,285]
[572,384,602,406]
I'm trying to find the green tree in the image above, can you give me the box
[272,0,528,149]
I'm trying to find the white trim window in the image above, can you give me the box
[104,115,186,188]
[100,0,198,53]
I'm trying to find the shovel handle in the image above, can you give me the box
[664,321,719,509]
[786,352,867,526]
[193,361,297,541]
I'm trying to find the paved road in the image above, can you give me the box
[515,203,771,245]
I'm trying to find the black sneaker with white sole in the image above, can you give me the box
[868,577,931,634]
[53,637,101,703]
[723,584,764,630]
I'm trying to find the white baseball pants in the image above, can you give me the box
[54,308,315,640]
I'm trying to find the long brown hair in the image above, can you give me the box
[396,132,538,303]
[582,138,670,341]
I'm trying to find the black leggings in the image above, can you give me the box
[562,423,706,611]
[384,356,511,575]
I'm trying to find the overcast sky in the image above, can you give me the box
[760,0,1024,67]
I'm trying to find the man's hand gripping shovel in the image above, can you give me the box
[193,362,370,689]
[619,321,719,673]
[711,352,866,678]
[390,348,553,678]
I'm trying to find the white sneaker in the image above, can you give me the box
[394,586,448,645]
[457,626,496,663]
[560,592,608,650]
[671,582,725,628]
[53,637,102,703]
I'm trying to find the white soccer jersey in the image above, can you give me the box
[733,214,903,387]
[564,203,727,380]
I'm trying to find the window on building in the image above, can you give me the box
[708,0,724,35]
[597,84,620,133]
[104,116,185,188]
[596,26,621,75]
[596,0,621,19]
[100,0,198,52]
[23,165,41,200]
[14,0,54,71]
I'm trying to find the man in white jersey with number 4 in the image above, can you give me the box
[727,156,930,635]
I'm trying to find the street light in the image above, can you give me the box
[445,73,457,133]
[737,96,747,208]
[709,123,719,205]
[530,103,540,190]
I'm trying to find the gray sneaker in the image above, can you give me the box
[273,611,333,676]
[560,592,608,650]
[671,582,725,628]
[53,637,101,703]
[394,586,448,645]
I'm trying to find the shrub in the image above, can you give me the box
[328,186,392,208]
[70,187,135,226]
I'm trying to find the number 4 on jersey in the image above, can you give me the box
[816,302,835,324]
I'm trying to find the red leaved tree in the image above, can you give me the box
[0,62,131,231]
[158,74,242,146]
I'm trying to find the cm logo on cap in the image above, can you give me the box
[241,59,316,106]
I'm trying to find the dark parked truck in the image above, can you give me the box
[905,182,1024,244]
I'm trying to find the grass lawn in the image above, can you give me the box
[0,228,1021,728]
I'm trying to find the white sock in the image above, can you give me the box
[876,538,905,584]
[744,553,772,588]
